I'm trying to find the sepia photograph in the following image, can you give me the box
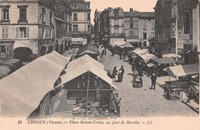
[0,0,199,129]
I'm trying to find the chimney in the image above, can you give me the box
[130,8,133,12]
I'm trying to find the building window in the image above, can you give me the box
[0,45,6,53]
[87,13,90,21]
[50,11,53,24]
[88,25,90,33]
[114,28,119,36]
[73,13,77,21]
[133,21,138,29]
[42,7,46,23]
[151,32,155,38]
[130,31,133,37]
[2,8,9,21]
[152,22,155,30]
[183,11,191,34]
[114,9,118,16]
[74,4,77,9]
[143,32,147,39]
[16,27,29,38]
[130,23,133,29]
[143,20,147,30]
[130,18,133,21]
[114,19,119,26]
[2,27,8,39]
[73,25,78,33]
[18,5,28,23]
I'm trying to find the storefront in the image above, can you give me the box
[0,41,14,59]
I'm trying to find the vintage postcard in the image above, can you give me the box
[0,0,199,129]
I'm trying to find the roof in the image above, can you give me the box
[138,53,157,63]
[0,51,71,117]
[162,53,181,58]
[69,54,104,70]
[60,61,117,90]
[76,44,99,57]
[124,11,138,17]
[131,49,149,55]
[139,12,155,18]
[70,0,89,4]
[112,41,133,48]
[112,41,127,46]
[164,63,199,78]
[148,57,177,65]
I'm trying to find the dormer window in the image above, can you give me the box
[74,4,77,9]
[114,9,118,16]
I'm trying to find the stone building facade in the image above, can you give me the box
[138,12,155,47]
[154,0,200,59]
[70,0,91,46]
[0,0,56,61]
[53,0,72,53]
[94,7,155,46]
[124,9,139,44]
[154,0,175,54]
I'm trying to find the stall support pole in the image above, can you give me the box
[86,71,90,115]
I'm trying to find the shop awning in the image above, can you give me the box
[0,51,71,117]
[126,39,139,42]
[164,63,199,78]
[59,58,117,90]
[162,53,181,58]
[72,38,83,42]
[131,49,148,55]
[13,40,38,54]
[138,53,157,63]
[118,42,133,48]
[148,57,177,65]
[112,41,127,46]
[69,54,104,70]
[75,44,99,58]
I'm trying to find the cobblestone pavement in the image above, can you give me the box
[99,50,198,117]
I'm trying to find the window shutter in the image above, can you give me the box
[26,27,29,38]
[16,27,19,38]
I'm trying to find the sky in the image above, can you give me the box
[89,0,157,24]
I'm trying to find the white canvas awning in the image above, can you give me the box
[60,62,117,90]
[162,53,181,58]
[112,41,127,46]
[139,53,157,63]
[131,49,148,55]
[164,63,199,78]
[126,39,139,42]
[72,38,83,42]
[69,54,104,69]
[0,51,71,117]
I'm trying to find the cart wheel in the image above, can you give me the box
[175,90,183,99]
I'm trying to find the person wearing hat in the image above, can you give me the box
[114,93,122,117]
[150,72,157,90]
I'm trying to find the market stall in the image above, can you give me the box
[163,63,199,100]
[75,44,100,60]
[0,51,72,118]
[55,57,118,117]
[147,57,177,77]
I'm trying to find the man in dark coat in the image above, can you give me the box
[150,73,157,90]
